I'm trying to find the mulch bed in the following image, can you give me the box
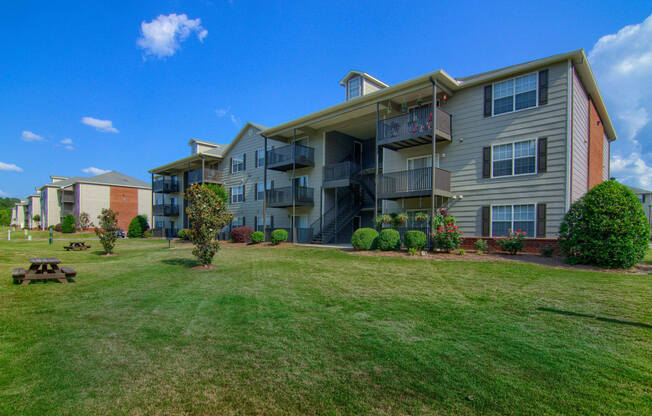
[347,249,652,275]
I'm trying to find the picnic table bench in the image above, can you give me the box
[12,258,76,285]
[64,241,90,251]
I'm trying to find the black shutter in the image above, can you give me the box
[229,187,232,204]
[254,216,258,231]
[482,206,490,237]
[482,147,491,178]
[254,183,258,201]
[242,185,246,202]
[229,157,232,174]
[537,137,548,173]
[271,216,274,228]
[243,153,247,171]
[255,151,258,168]
[537,204,547,238]
[242,216,246,227]
[484,85,492,117]
[538,69,549,106]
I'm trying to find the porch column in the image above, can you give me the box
[292,128,297,243]
[374,102,379,221]
[201,158,205,184]
[431,81,438,223]
[151,173,154,232]
[263,134,268,240]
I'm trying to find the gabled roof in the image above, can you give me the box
[627,185,652,195]
[339,70,389,88]
[39,171,150,190]
[219,121,267,158]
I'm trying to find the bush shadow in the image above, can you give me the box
[162,258,200,268]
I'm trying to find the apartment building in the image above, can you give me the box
[628,186,652,226]
[10,199,28,228]
[37,171,152,230]
[150,49,615,244]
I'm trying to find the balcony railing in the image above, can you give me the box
[61,193,75,203]
[153,177,180,193]
[153,204,180,217]
[377,105,452,149]
[187,168,221,185]
[323,161,361,188]
[266,186,314,208]
[153,227,179,238]
[378,167,451,200]
[266,143,315,171]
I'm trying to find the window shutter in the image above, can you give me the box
[242,216,246,227]
[271,216,274,228]
[536,204,547,238]
[538,69,549,105]
[229,157,232,174]
[484,85,492,117]
[254,183,258,201]
[482,206,490,237]
[482,147,491,178]
[243,153,247,170]
[537,137,548,173]
[255,151,258,168]
[229,187,232,204]
[242,185,246,202]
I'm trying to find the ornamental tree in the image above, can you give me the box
[96,208,118,254]
[186,183,232,267]
[558,180,650,268]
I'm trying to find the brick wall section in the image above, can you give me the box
[110,186,138,230]
[461,237,560,254]
[588,99,605,189]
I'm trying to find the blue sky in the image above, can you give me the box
[1,1,651,197]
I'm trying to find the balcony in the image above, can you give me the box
[266,143,315,171]
[378,167,451,200]
[377,105,452,150]
[153,227,179,238]
[61,193,75,203]
[323,161,361,189]
[187,168,221,185]
[266,186,314,208]
[153,177,180,193]
[153,203,180,217]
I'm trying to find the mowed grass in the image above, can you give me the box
[0,226,95,241]
[0,239,651,415]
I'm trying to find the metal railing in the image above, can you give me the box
[267,143,315,168]
[61,193,74,203]
[153,177,180,193]
[266,186,314,207]
[153,204,180,216]
[378,167,451,198]
[153,227,179,238]
[323,161,360,183]
[378,105,451,145]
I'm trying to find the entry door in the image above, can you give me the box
[353,141,362,167]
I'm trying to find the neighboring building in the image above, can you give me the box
[37,171,152,230]
[151,49,615,244]
[627,186,652,227]
[10,199,28,228]
[26,194,41,229]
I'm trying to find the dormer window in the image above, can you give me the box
[347,77,361,100]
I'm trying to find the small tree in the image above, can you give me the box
[77,212,93,230]
[61,214,76,233]
[95,208,118,254]
[127,215,149,238]
[32,214,41,228]
[203,183,229,204]
[186,184,232,267]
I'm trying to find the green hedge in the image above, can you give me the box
[404,230,427,250]
[251,231,264,243]
[127,215,149,238]
[351,228,378,250]
[377,229,401,251]
[270,229,288,245]
[61,214,76,233]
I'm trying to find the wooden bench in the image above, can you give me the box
[64,241,90,251]
[61,267,77,281]
[12,268,25,284]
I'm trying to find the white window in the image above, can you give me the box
[231,216,243,228]
[232,155,244,173]
[407,155,440,170]
[491,204,535,237]
[294,176,308,187]
[294,215,308,228]
[256,181,271,200]
[231,185,244,203]
[347,77,361,100]
[256,146,271,168]
[256,215,271,232]
[492,139,537,177]
[493,73,538,115]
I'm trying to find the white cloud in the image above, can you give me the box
[215,108,228,117]
[81,117,119,133]
[21,131,43,142]
[82,167,110,175]
[215,107,241,127]
[59,138,74,151]
[61,138,73,144]
[0,162,23,172]
[0,189,8,197]
[137,13,207,59]
[589,14,652,189]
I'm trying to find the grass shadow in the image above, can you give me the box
[537,307,652,329]
[162,258,200,268]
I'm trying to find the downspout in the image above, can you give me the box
[374,102,379,222]
[429,76,438,225]
[292,129,297,243]
[565,60,574,210]
[263,134,268,240]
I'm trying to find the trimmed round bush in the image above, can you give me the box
[404,230,427,250]
[231,226,254,243]
[270,229,288,245]
[351,228,378,250]
[127,215,148,238]
[176,228,190,240]
[559,180,650,268]
[251,231,264,244]
[377,229,401,251]
[61,215,76,234]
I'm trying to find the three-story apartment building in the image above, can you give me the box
[151,49,615,245]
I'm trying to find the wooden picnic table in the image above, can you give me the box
[12,258,76,285]
[64,241,90,251]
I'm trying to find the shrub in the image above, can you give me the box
[474,239,489,254]
[377,229,401,251]
[432,217,461,252]
[251,231,264,244]
[61,215,76,233]
[496,230,526,255]
[458,248,466,256]
[186,184,233,266]
[54,223,62,232]
[270,229,288,245]
[351,228,379,250]
[127,215,148,238]
[232,226,254,243]
[143,229,154,238]
[32,214,41,226]
[76,212,93,230]
[540,246,555,257]
[404,230,427,251]
[95,209,118,254]
[559,180,650,268]
[408,247,418,256]
[203,183,229,204]
[177,229,191,240]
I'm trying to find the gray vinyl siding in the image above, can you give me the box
[381,61,570,237]
[363,79,383,96]
[571,67,589,201]
[603,133,610,181]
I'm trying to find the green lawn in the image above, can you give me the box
[0,226,95,241]
[0,239,650,415]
